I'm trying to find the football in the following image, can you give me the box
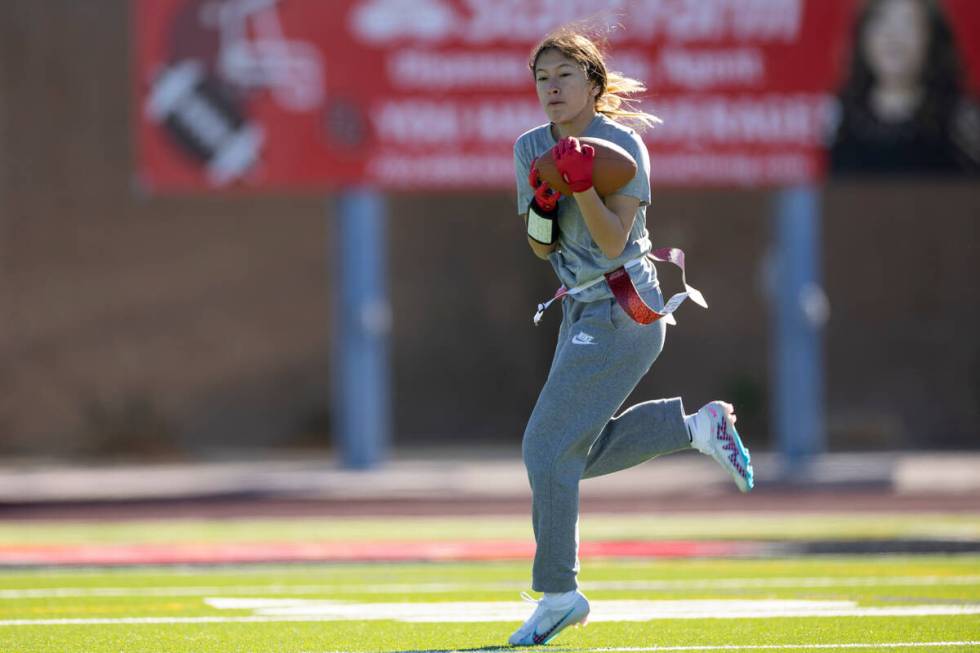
[534,137,638,196]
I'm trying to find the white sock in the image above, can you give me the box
[685,412,709,452]
[543,590,577,606]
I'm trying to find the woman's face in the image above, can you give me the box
[534,48,598,126]
[863,0,929,86]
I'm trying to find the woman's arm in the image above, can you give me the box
[553,137,640,259]
[573,191,639,259]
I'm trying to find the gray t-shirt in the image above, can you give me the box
[514,114,657,303]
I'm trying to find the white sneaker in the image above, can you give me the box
[687,401,754,492]
[508,591,590,646]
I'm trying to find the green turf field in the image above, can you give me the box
[1,514,979,652]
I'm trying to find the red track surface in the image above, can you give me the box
[0,539,763,566]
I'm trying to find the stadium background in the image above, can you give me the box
[1,0,978,463]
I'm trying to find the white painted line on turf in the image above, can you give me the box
[0,616,320,625]
[3,575,979,599]
[587,575,980,591]
[301,644,980,653]
[202,597,980,622]
[544,644,980,651]
[3,599,980,626]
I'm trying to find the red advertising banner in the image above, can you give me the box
[134,0,980,192]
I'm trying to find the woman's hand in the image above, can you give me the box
[553,137,595,193]
[529,165,561,213]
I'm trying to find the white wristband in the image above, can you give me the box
[527,204,557,245]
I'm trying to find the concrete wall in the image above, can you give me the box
[2,2,978,456]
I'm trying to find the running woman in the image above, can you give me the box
[509,27,755,647]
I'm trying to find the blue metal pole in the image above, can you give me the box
[772,185,828,477]
[332,189,391,469]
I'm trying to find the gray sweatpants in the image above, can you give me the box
[522,285,691,592]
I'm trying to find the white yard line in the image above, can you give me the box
[3,599,980,626]
[306,645,980,653]
[587,576,980,591]
[3,575,979,599]
[355,645,980,652]
[551,645,980,651]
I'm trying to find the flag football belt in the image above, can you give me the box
[533,247,708,326]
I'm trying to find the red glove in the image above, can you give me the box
[553,137,595,193]
[529,164,561,212]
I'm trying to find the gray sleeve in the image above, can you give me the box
[514,140,533,215]
[613,133,651,206]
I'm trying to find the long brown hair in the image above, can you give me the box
[529,26,661,131]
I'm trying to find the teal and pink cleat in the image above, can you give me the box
[688,401,755,493]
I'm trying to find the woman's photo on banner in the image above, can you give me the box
[828,0,980,176]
